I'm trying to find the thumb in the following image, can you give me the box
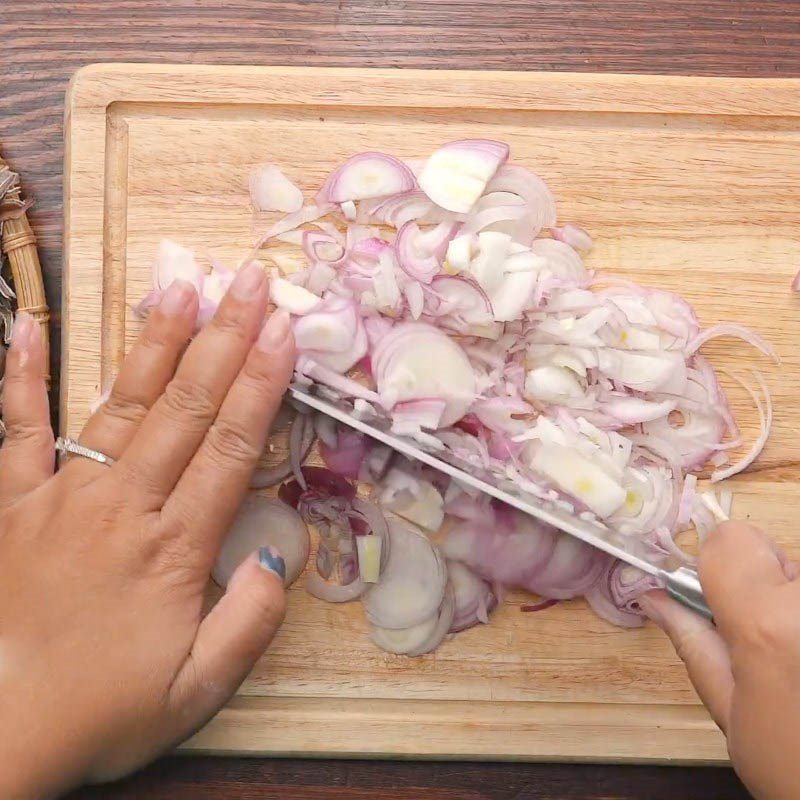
[639,589,733,733]
[167,547,287,736]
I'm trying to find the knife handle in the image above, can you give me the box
[662,566,713,621]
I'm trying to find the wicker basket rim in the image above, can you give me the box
[0,152,51,380]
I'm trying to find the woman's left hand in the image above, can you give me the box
[0,263,295,798]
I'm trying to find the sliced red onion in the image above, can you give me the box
[395,221,445,284]
[529,239,585,282]
[271,278,321,315]
[686,323,777,361]
[523,533,604,600]
[137,142,778,646]
[321,152,416,203]
[213,496,309,588]
[250,164,304,213]
[361,190,436,227]
[711,371,772,482]
[319,427,369,479]
[373,322,476,426]
[295,356,381,404]
[279,466,357,509]
[418,139,509,214]
[293,296,359,352]
[485,165,557,243]
[363,517,447,629]
[370,611,440,654]
[472,396,534,435]
[521,598,559,613]
[427,275,493,328]
[254,203,334,248]
[608,562,663,613]
[307,572,366,603]
[152,239,204,293]
[405,582,456,656]
[551,223,593,251]
[583,559,646,628]
[391,398,447,432]
[601,396,677,425]
[448,561,497,632]
[793,270,800,291]
[250,411,316,489]
[302,322,368,373]
[443,506,558,588]
[378,467,444,532]
[302,230,345,265]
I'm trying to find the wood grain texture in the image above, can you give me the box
[7,1,797,796]
[62,63,800,783]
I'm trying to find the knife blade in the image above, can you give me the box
[288,384,711,619]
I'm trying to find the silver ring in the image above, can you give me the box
[55,437,116,467]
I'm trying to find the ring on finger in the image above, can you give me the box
[55,437,116,467]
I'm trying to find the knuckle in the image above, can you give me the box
[205,418,262,465]
[240,356,283,397]
[142,317,180,348]
[102,390,150,426]
[3,419,53,449]
[162,378,218,423]
[115,458,166,499]
[209,307,252,344]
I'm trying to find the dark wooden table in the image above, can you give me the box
[4,1,799,796]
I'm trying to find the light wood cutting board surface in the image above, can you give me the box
[63,64,800,763]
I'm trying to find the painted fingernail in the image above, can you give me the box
[256,309,291,352]
[159,279,196,316]
[229,261,265,301]
[10,312,34,351]
[258,546,286,582]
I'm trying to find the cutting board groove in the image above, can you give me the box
[64,64,800,763]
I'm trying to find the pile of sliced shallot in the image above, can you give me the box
[136,139,776,652]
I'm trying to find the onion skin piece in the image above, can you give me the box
[793,269,800,292]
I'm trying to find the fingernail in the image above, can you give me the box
[229,261,265,301]
[159,279,196,316]
[10,312,34,351]
[258,546,286,582]
[256,309,291,352]
[637,593,666,628]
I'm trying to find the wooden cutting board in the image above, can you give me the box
[63,64,800,764]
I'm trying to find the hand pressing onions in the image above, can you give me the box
[136,138,776,657]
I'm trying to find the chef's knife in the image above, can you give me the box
[289,384,711,620]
